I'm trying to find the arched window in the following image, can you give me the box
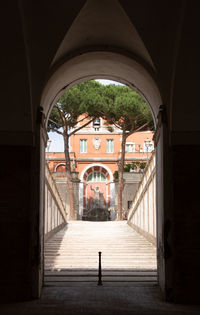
[87,172,106,182]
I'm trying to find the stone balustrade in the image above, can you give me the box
[45,163,67,240]
[127,152,156,245]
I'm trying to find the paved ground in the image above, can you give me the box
[1,284,200,315]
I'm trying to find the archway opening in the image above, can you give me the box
[41,51,163,288]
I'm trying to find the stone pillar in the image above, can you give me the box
[52,173,69,218]
[110,182,115,208]
[79,182,84,218]
[71,171,80,219]
[114,178,118,211]
[0,144,36,302]
[52,171,80,220]
[167,144,200,303]
[122,172,142,213]
[153,105,168,299]
[0,108,47,302]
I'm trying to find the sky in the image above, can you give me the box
[47,79,123,152]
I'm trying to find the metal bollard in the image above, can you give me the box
[98,251,103,286]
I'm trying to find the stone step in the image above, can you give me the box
[45,251,156,254]
[44,276,157,282]
[46,246,154,248]
[45,260,156,264]
[46,254,155,256]
[44,221,157,282]
[44,269,157,285]
[44,270,157,275]
[45,266,157,269]
[45,262,156,266]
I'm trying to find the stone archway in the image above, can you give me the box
[79,163,115,219]
[41,51,161,122]
[41,51,163,291]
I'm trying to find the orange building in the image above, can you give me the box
[47,115,154,217]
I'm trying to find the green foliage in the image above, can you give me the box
[48,80,154,135]
[130,162,140,171]
[139,162,146,170]
[107,126,114,133]
[102,85,154,132]
[123,161,147,173]
[113,170,118,179]
[48,81,105,133]
[123,163,132,172]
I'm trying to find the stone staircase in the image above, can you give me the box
[44,221,157,285]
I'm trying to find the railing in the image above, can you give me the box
[45,163,67,240]
[127,152,156,245]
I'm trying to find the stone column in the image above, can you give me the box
[79,182,84,219]
[0,106,48,302]
[52,173,69,218]
[71,171,80,219]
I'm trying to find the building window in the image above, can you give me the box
[125,142,135,152]
[106,139,114,153]
[80,139,87,153]
[93,118,101,131]
[87,172,106,182]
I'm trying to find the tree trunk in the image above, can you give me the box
[64,133,75,220]
[118,129,126,220]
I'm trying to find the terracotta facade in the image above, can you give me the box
[47,115,154,216]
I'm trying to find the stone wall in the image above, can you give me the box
[52,171,80,220]
[52,171,142,221]
[127,152,156,245]
[52,172,70,220]
[45,165,67,240]
[114,172,143,218]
